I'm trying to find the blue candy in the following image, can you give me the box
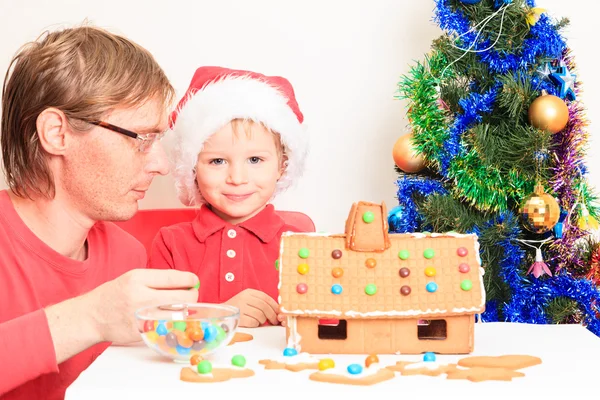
[423,352,436,362]
[176,345,191,355]
[331,284,343,295]
[156,323,168,336]
[426,282,438,293]
[347,364,363,375]
[204,325,218,342]
[283,348,298,357]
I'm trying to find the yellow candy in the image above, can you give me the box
[318,358,335,371]
[144,331,159,343]
[297,263,310,275]
[425,267,436,277]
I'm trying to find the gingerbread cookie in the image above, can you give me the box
[446,367,525,382]
[310,358,395,386]
[259,348,319,372]
[310,367,395,386]
[228,332,254,346]
[180,356,254,383]
[457,355,542,370]
[386,361,458,377]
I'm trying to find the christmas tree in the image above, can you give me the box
[391,0,600,335]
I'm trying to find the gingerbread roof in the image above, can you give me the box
[278,201,485,319]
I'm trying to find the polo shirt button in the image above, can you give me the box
[226,249,236,258]
[227,229,237,238]
[225,272,235,282]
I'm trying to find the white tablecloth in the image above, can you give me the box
[66,322,600,399]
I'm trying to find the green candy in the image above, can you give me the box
[231,355,247,368]
[215,325,227,341]
[298,248,310,259]
[461,279,473,291]
[362,211,375,223]
[423,248,435,259]
[197,360,213,374]
[398,250,410,260]
[173,321,187,332]
[275,259,279,270]
[365,284,377,296]
[190,281,200,290]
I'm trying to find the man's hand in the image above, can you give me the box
[83,269,199,344]
[224,289,279,328]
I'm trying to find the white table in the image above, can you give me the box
[66,322,600,399]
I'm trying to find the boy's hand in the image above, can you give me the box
[224,289,279,328]
[277,313,287,327]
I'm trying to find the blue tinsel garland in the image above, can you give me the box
[391,176,447,233]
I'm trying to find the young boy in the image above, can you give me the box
[148,66,310,328]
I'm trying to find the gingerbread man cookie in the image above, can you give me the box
[457,355,542,370]
[310,355,395,386]
[259,347,319,372]
[180,355,254,383]
[227,332,254,346]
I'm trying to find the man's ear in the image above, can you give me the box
[36,108,70,156]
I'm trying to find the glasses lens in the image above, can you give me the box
[138,133,164,152]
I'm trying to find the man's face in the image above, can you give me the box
[195,121,283,224]
[58,98,170,221]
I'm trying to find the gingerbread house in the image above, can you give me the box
[277,201,485,355]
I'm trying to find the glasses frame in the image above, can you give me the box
[86,120,163,152]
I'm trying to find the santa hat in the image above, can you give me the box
[170,66,308,206]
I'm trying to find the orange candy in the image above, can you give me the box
[365,258,377,269]
[157,336,171,352]
[365,354,379,368]
[186,327,204,342]
[178,336,194,348]
[332,267,344,278]
[190,354,204,366]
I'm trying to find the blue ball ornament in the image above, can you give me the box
[459,0,482,4]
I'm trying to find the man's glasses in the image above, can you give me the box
[85,120,164,152]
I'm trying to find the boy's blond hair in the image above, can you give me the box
[1,24,175,199]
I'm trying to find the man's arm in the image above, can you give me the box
[0,300,100,395]
[0,269,199,395]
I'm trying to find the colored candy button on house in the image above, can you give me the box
[277,200,485,355]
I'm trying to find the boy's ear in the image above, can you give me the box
[278,155,289,180]
[36,108,70,156]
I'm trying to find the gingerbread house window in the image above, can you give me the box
[318,319,347,340]
[417,319,447,340]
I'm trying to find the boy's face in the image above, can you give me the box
[195,121,283,224]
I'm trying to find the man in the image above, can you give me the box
[0,25,199,399]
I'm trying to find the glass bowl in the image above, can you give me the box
[135,303,240,362]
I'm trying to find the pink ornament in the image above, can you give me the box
[458,263,470,273]
[296,283,308,294]
[457,247,468,257]
[527,248,553,278]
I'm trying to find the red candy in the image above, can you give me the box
[459,263,470,273]
[296,283,308,294]
[143,320,154,332]
[457,247,468,257]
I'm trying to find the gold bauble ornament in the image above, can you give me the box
[520,183,560,233]
[528,91,569,134]
[392,133,425,173]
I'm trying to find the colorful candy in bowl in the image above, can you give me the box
[135,303,240,362]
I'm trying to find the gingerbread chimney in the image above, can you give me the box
[344,201,391,252]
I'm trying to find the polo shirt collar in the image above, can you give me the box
[192,204,284,243]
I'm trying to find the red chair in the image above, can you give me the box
[113,208,315,254]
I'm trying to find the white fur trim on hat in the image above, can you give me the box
[171,75,308,206]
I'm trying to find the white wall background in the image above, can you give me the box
[0,0,598,232]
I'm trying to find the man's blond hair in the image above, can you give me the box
[1,24,175,198]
